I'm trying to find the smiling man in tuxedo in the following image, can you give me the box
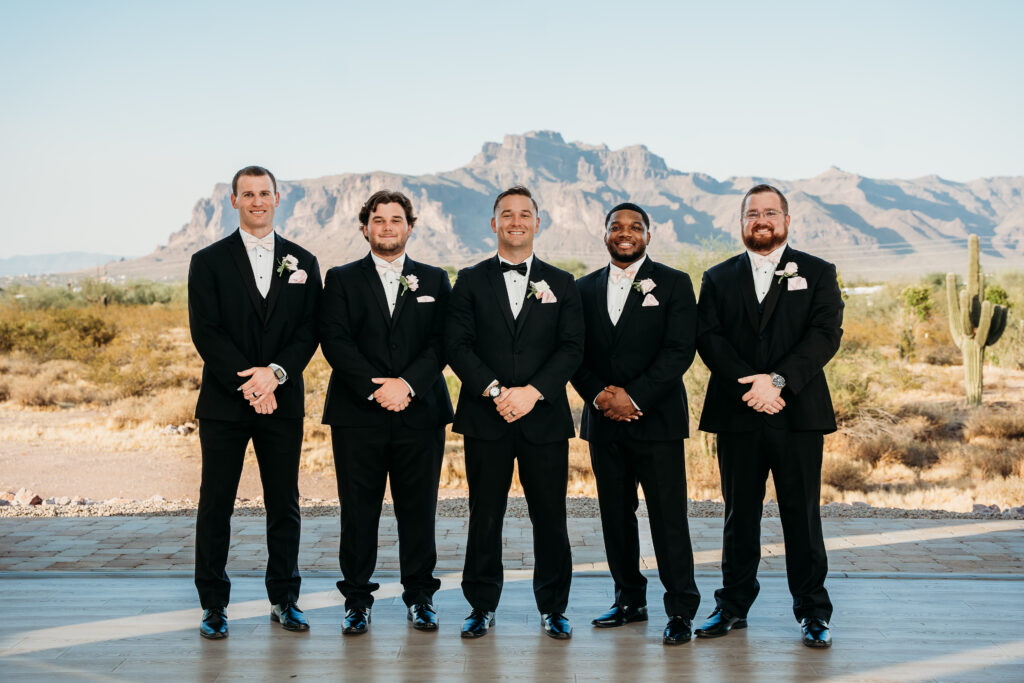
[319,190,453,635]
[571,202,701,645]
[445,185,584,640]
[188,165,322,639]
[694,184,843,648]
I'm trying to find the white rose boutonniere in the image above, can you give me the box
[632,278,656,295]
[399,274,419,295]
[775,261,798,284]
[276,254,299,278]
[529,279,558,304]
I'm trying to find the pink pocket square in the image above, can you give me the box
[642,293,659,307]
[416,295,435,303]
[288,269,307,284]
[787,276,807,291]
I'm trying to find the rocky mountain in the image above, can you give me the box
[109,131,1024,280]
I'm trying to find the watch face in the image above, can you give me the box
[489,387,501,398]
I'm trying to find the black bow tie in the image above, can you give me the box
[500,261,528,276]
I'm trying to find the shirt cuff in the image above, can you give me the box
[399,378,415,397]
[268,363,287,385]
[483,379,499,397]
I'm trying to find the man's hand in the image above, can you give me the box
[597,386,642,422]
[372,377,411,412]
[239,367,278,401]
[251,391,278,415]
[738,374,786,414]
[495,385,542,423]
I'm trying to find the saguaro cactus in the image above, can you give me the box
[946,235,1008,405]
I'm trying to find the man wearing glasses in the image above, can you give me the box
[694,184,844,648]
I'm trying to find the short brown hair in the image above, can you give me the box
[232,165,277,195]
[358,190,418,229]
[741,184,789,215]
[493,185,539,216]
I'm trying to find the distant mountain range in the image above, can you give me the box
[71,132,1024,278]
[0,252,125,277]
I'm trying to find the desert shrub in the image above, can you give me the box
[984,284,1010,308]
[837,412,940,468]
[550,259,589,280]
[901,286,933,321]
[0,380,9,402]
[685,449,721,496]
[964,408,1024,441]
[445,373,462,405]
[0,309,117,361]
[821,452,868,491]
[959,442,1024,478]
[824,356,873,422]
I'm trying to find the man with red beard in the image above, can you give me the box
[694,184,843,648]
[571,202,701,645]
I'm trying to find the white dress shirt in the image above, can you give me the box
[371,251,406,315]
[747,243,787,304]
[607,254,646,325]
[499,253,533,318]
[243,229,276,298]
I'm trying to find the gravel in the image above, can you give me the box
[1,495,1021,520]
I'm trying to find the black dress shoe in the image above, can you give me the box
[461,609,495,638]
[200,607,228,639]
[800,617,832,648]
[663,616,693,645]
[541,612,573,640]
[591,604,649,628]
[342,607,371,635]
[408,603,439,631]
[270,602,309,632]
[694,608,747,638]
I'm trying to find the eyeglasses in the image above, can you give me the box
[744,209,786,221]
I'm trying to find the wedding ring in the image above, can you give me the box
[253,392,260,399]
[510,411,516,417]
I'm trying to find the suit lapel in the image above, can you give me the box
[759,246,790,332]
[228,230,265,316]
[736,254,761,332]
[360,254,393,325]
[515,257,544,337]
[264,235,286,321]
[613,257,654,343]
[390,257,416,329]
[487,256,517,336]
[594,266,615,347]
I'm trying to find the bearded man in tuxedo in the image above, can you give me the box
[188,165,322,639]
[571,202,701,645]
[445,185,584,640]
[319,190,453,635]
[694,184,843,648]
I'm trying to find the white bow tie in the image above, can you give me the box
[751,253,781,269]
[242,233,274,252]
[375,261,403,277]
[610,264,639,284]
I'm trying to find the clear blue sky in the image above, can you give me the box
[2,0,1021,256]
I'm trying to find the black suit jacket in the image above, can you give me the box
[571,258,697,443]
[696,246,844,434]
[445,256,584,444]
[188,229,322,421]
[319,253,453,430]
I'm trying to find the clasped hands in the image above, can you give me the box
[372,377,411,412]
[595,385,642,422]
[738,373,786,414]
[494,385,542,423]
[238,367,278,415]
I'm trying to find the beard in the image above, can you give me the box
[606,239,647,264]
[370,235,408,257]
[742,223,787,252]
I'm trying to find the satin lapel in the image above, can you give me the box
[390,258,416,329]
[264,236,287,321]
[759,246,790,332]
[737,254,761,332]
[360,254,393,325]
[228,230,265,316]
[487,256,516,336]
[514,259,543,337]
[612,258,654,343]
[594,266,615,347]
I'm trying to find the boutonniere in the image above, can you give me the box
[529,279,558,303]
[276,254,299,278]
[632,278,656,295]
[775,261,798,284]
[399,274,419,295]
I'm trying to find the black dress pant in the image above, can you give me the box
[589,437,700,618]
[332,420,444,609]
[195,417,303,609]
[462,428,572,613]
[715,425,833,621]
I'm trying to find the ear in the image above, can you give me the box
[273,192,280,207]
[491,217,498,234]
[784,214,791,230]
[230,194,239,209]
[533,217,540,234]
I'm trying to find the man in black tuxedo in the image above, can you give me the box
[319,190,453,635]
[445,185,584,640]
[188,165,322,639]
[571,202,701,645]
[694,184,843,648]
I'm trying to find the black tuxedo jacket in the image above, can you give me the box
[445,256,584,444]
[188,229,322,421]
[319,253,453,430]
[696,246,844,434]
[571,258,697,443]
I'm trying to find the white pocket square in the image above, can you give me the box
[788,277,808,291]
[416,295,435,303]
[642,293,659,307]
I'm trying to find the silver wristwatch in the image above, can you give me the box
[488,385,502,399]
[770,372,786,389]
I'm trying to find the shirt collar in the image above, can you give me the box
[370,251,406,270]
[498,253,534,269]
[609,254,647,275]
[746,243,787,268]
